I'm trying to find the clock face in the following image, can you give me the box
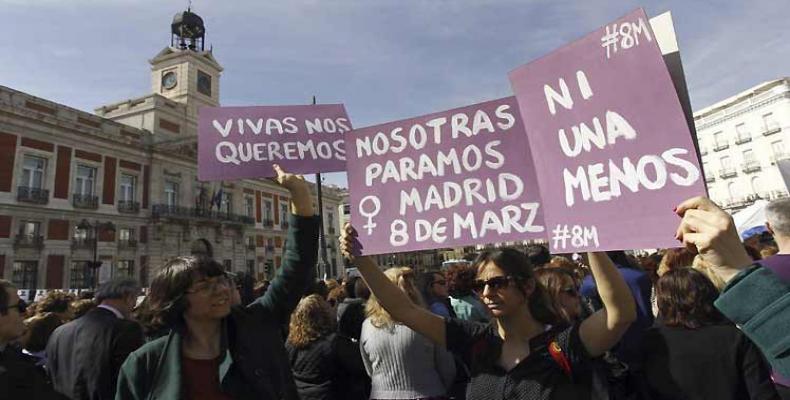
[162,72,177,90]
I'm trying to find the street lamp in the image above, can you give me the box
[77,219,116,289]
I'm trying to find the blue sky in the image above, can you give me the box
[1,0,787,187]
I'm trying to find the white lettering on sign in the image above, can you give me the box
[601,17,653,59]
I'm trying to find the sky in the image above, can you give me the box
[1,0,788,188]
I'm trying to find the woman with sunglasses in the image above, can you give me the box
[341,224,636,399]
[420,271,456,319]
[116,165,319,400]
[534,268,584,325]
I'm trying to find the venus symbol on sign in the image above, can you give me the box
[358,195,381,235]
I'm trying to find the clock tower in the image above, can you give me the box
[150,8,223,114]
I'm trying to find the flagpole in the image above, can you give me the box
[313,95,331,278]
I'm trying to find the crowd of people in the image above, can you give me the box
[1,167,789,400]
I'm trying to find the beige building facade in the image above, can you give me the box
[695,78,790,211]
[0,11,344,293]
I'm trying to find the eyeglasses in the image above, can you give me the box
[471,276,514,294]
[1,301,27,314]
[186,276,232,295]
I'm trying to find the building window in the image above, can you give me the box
[751,176,763,194]
[763,113,779,130]
[280,203,289,226]
[743,149,756,164]
[221,192,232,214]
[244,195,254,217]
[70,261,94,289]
[120,174,136,202]
[223,259,232,271]
[75,165,96,195]
[197,70,212,96]
[727,182,737,201]
[19,220,41,238]
[164,181,179,207]
[21,155,46,188]
[246,260,255,276]
[13,261,38,289]
[720,156,732,169]
[115,260,134,278]
[264,200,273,223]
[119,228,134,241]
[713,131,725,147]
[772,141,786,157]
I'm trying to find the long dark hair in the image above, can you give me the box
[146,256,226,333]
[656,268,727,329]
[473,248,557,325]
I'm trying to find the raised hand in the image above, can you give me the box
[674,196,753,283]
[273,164,314,217]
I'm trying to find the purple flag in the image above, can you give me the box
[346,97,545,256]
[198,104,352,180]
[508,8,706,252]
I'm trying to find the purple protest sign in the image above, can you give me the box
[346,97,545,256]
[508,8,705,252]
[198,104,351,180]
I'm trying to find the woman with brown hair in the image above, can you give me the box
[116,165,319,400]
[342,224,636,399]
[533,268,583,325]
[360,267,456,400]
[641,268,779,399]
[286,294,368,400]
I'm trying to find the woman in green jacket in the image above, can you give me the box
[116,165,319,400]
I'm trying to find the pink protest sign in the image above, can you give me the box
[508,8,705,252]
[346,97,545,256]
[198,104,351,180]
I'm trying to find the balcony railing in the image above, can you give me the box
[17,186,49,204]
[713,143,729,152]
[266,245,275,251]
[263,219,274,228]
[281,221,289,229]
[734,134,752,145]
[151,204,255,225]
[719,168,737,179]
[246,243,256,250]
[73,193,99,209]
[742,161,761,173]
[704,174,715,183]
[118,200,140,214]
[762,125,781,136]
[71,238,95,250]
[118,239,138,249]
[14,234,44,249]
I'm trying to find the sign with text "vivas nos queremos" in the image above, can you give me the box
[198,104,351,180]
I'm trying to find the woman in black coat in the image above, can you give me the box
[286,294,369,400]
[641,268,780,400]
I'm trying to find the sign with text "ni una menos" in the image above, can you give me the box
[509,8,706,253]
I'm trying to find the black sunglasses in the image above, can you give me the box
[471,276,514,294]
[2,301,27,314]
